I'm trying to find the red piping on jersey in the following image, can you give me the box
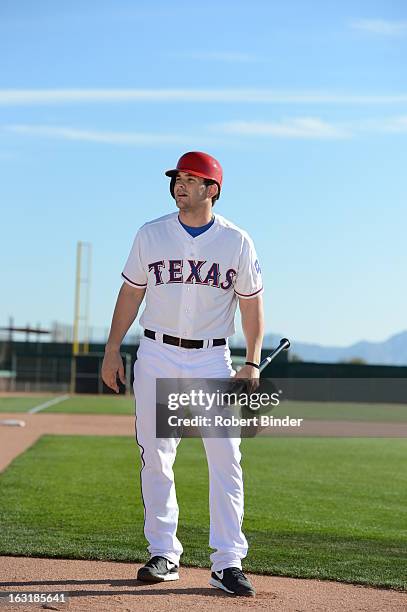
[121,272,147,287]
[234,287,263,297]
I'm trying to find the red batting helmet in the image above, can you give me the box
[165,151,223,200]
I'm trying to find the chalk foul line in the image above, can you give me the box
[29,394,70,414]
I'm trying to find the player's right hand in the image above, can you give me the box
[101,348,126,394]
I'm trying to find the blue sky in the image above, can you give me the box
[1,0,406,346]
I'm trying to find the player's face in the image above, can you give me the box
[174,172,210,211]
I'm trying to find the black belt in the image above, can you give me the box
[144,329,226,349]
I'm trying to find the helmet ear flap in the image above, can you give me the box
[169,176,176,198]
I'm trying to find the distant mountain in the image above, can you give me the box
[262,330,407,366]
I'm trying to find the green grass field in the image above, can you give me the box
[43,395,134,415]
[0,395,134,415]
[0,396,53,413]
[1,394,406,421]
[0,434,406,589]
[273,400,407,422]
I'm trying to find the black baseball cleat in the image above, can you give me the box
[137,556,179,582]
[210,567,255,597]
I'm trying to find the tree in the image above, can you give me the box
[340,357,367,365]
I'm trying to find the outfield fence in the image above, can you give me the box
[3,354,70,393]
[1,340,406,396]
[1,353,133,394]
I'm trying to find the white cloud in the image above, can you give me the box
[382,116,407,132]
[4,125,197,146]
[5,115,407,147]
[363,115,407,133]
[1,89,407,106]
[6,120,349,145]
[216,118,351,140]
[350,19,407,35]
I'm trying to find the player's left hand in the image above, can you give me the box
[234,364,260,394]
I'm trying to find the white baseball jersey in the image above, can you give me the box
[122,212,263,339]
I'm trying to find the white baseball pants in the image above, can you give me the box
[133,336,248,572]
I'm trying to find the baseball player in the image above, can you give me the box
[102,152,264,597]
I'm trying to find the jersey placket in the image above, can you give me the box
[178,236,199,339]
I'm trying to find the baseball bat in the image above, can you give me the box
[229,337,290,396]
[231,337,290,415]
[259,337,291,372]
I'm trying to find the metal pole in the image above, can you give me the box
[11,353,17,392]
[83,243,92,354]
[71,242,82,393]
[9,316,13,343]
[72,241,82,357]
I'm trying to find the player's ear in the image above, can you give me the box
[207,183,218,199]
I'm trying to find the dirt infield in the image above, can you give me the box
[1,411,406,611]
[1,556,407,612]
